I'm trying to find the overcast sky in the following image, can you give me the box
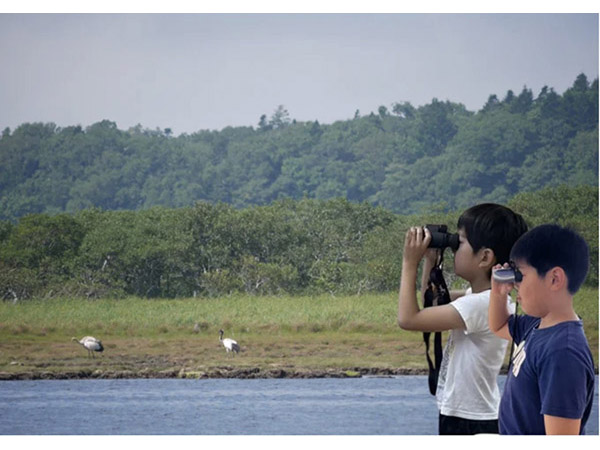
[0,13,598,135]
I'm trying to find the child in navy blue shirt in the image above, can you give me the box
[489,224,595,434]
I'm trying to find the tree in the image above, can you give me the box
[391,101,416,119]
[415,99,459,156]
[503,89,515,105]
[0,74,596,219]
[269,105,291,129]
[572,73,589,91]
[258,114,271,131]
[510,87,533,113]
[562,73,598,132]
[536,86,562,119]
[481,94,500,113]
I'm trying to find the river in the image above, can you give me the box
[0,375,597,435]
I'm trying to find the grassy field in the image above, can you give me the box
[0,288,597,378]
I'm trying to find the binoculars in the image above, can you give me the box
[492,263,523,283]
[425,225,459,251]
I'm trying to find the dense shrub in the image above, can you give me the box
[0,186,597,300]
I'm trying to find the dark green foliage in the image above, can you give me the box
[0,187,597,300]
[508,185,599,286]
[0,75,596,220]
[0,75,597,300]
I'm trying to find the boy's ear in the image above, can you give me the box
[548,267,567,291]
[478,248,496,269]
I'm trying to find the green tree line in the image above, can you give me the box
[0,185,597,301]
[0,74,597,221]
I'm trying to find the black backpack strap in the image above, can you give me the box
[422,259,451,396]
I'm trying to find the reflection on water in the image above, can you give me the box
[0,375,597,435]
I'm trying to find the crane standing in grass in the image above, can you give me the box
[72,336,104,358]
[219,329,240,356]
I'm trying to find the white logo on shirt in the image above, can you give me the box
[511,341,526,377]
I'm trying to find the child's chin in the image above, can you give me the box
[519,304,538,317]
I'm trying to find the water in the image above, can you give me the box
[0,376,597,435]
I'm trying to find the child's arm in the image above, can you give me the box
[398,227,465,332]
[544,415,581,435]
[419,247,437,302]
[488,264,513,340]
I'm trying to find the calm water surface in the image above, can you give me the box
[0,375,597,435]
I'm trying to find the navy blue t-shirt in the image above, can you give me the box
[499,315,595,434]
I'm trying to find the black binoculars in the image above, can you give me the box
[424,225,459,251]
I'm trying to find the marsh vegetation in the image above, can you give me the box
[1,288,596,378]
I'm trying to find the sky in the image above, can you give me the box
[0,10,598,136]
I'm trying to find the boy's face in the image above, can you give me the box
[513,260,549,317]
[453,228,479,281]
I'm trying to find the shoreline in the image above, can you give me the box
[2,365,597,381]
[0,366,429,380]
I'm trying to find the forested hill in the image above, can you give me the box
[0,74,597,221]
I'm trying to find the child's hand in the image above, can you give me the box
[491,263,515,296]
[403,226,431,268]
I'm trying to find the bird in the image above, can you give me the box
[218,329,240,355]
[72,336,104,358]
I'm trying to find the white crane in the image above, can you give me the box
[72,336,104,358]
[219,329,240,355]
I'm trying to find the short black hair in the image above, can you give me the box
[457,203,528,265]
[510,224,590,294]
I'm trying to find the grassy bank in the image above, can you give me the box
[0,288,597,378]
